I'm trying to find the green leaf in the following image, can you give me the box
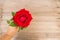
[7,19,17,27]
[9,22,17,27]
[7,20,10,24]
[12,12,15,16]
[7,19,12,24]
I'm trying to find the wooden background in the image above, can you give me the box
[0,0,60,40]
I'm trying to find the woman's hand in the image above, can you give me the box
[0,26,19,40]
[6,26,19,37]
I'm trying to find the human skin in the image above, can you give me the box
[0,26,19,40]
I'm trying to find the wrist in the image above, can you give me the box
[1,33,12,40]
[4,33,12,38]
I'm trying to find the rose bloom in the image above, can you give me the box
[13,9,32,28]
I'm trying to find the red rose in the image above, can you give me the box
[13,9,32,28]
